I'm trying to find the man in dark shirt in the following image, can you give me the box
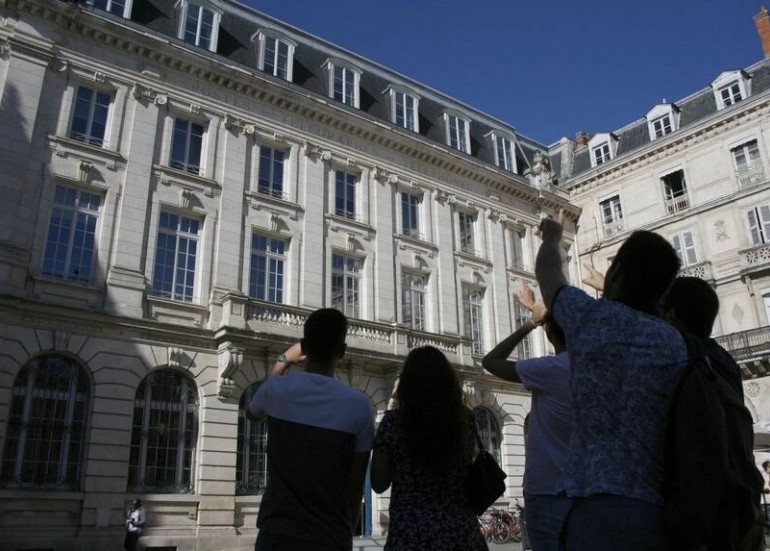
[248,309,375,551]
[536,215,687,550]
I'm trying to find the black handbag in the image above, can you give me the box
[468,428,507,515]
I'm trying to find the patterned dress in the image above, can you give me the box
[373,410,488,551]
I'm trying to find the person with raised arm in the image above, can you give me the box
[482,283,573,551]
[535,213,687,551]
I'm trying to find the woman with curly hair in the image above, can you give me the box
[371,346,488,550]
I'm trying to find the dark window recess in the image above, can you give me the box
[661,170,689,214]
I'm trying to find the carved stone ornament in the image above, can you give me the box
[132,83,167,106]
[223,114,255,135]
[372,166,399,185]
[48,56,70,73]
[79,160,94,182]
[714,219,729,242]
[746,381,760,398]
[302,141,332,161]
[168,347,184,368]
[217,341,244,399]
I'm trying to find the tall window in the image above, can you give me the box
[494,135,515,172]
[257,146,285,198]
[262,36,292,80]
[334,170,357,220]
[463,285,484,356]
[331,254,361,318]
[43,185,101,283]
[458,211,476,254]
[152,212,200,302]
[446,114,469,153]
[651,115,672,138]
[672,231,699,267]
[592,142,611,166]
[401,193,420,237]
[733,140,764,188]
[661,170,689,214]
[237,383,268,495]
[249,234,286,303]
[473,407,501,464]
[600,195,623,237]
[70,86,111,147]
[719,82,743,107]
[170,118,205,175]
[1,355,89,489]
[128,370,198,493]
[394,91,418,132]
[183,2,216,50]
[332,65,358,107]
[402,272,426,331]
[512,298,533,359]
[747,205,770,246]
[88,0,129,17]
[511,229,526,270]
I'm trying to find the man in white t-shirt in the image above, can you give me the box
[248,308,375,551]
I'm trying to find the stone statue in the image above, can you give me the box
[530,150,555,191]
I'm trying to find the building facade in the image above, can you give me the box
[0,0,577,549]
[549,8,770,450]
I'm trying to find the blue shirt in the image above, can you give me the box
[553,286,687,505]
[517,351,573,495]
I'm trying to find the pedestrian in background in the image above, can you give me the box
[124,498,146,551]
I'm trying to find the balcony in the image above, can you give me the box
[243,300,469,363]
[678,260,714,282]
[739,243,770,275]
[602,220,624,238]
[714,325,770,363]
[665,194,690,215]
[736,166,766,189]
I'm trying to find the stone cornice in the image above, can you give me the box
[5,0,579,222]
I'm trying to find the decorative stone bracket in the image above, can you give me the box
[217,341,244,399]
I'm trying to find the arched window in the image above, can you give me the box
[236,382,268,495]
[1,354,89,488]
[473,406,502,464]
[128,369,198,493]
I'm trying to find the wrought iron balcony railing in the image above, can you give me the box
[714,326,770,362]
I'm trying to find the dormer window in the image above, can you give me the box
[177,0,220,52]
[646,103,679,140]
[588,133,618,168]
[444,112,471,154]
[254,30,295,81]
[712,70,750,110]
[487,132,516,172]
[88,0,133,17]
[385,86,419,132]
[324,60,361,108]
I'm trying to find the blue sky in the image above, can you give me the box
[240,0,765,146]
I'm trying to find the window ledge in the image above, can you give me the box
[454,249,492,266]
[48,134,126,168]
[153,165,221,197]
[394,232,437,251]
[325,213,375,234]
[245,190,303,215]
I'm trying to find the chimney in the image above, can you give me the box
[754,6,770,58]
[575,131,589,147]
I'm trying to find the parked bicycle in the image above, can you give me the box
[478,504,525,544]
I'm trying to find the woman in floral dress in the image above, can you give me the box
[371,346,488,550]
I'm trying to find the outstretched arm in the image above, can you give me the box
[482,285,547,382]
[582,264,605,292]
[535,213,568,312]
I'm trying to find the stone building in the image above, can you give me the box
[0,0,576,549]
[549,7,770,451]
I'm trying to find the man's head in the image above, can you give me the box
[132,499,142,509]
[603,231,680,313]
[662,277,719,338]
[301,308,348,364]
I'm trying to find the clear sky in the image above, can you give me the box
[239,0,765,146]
